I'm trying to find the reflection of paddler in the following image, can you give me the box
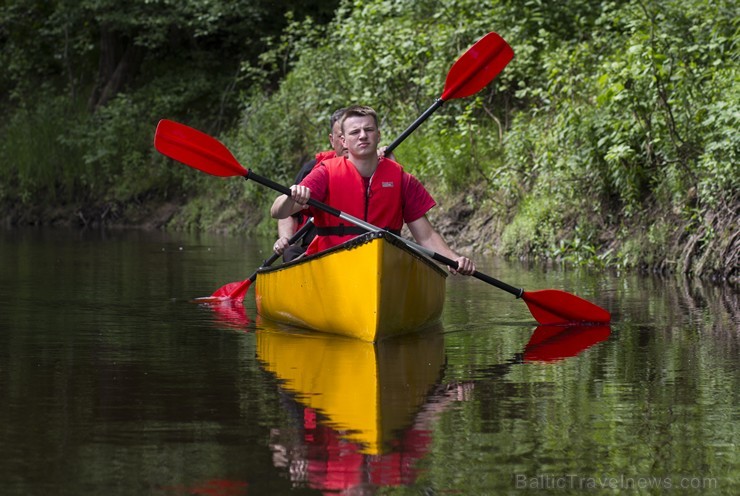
[268,372,470,493]
[298,406,434,490]
[256,324,446,455]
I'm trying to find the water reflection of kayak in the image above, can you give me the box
[259,324,459,492]
[256,323,446,456]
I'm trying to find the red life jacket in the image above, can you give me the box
[306,156,404,254]
[314,150,336,163]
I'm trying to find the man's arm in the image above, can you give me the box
[407,215,475,275]
[272,164,328,219]
[270,185,311,219]
[273,217,298,254]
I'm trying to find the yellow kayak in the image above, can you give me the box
[256,324,445,455]
[255,231,448,342]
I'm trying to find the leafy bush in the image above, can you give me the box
[0,96,87,204]
[1,0,736,277]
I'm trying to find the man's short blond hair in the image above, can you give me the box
[340,105,379,132]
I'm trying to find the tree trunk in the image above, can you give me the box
[88,25,144,111]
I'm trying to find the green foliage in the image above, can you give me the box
[499,194,563,258]
[1,0,736,277]
[490,0,738,273]
[695,72,739,209]
[233,0,520,189]
[1,0,340,211]
[0,96,88,204]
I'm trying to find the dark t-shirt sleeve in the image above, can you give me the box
[290,159,319,221]
[294,158,317,184]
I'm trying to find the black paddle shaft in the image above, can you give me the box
[244,170,342,216]
[249,218,315,282]
[385,98,445,154]
[428,253,524,298]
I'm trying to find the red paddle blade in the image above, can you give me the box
[441,32,514,101]
[192,279,251,303]
[154,119,247,177]
[212,279,251,301]
[523,325,611,362]
[522,289,611,325]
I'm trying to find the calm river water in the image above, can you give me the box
[0,227,737,495]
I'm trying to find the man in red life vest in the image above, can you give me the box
[271,105,475,275]
[272,107,348,262]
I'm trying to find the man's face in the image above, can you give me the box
[340,115,380,159]
[328,121,348,157]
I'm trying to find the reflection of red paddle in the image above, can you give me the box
[472,325,612,379]
[523,325,611,362]
[199,300,251,329]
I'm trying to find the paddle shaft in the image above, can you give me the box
[205,217,315,300]
[250,218,314,281]
[385,99,444,154]
[374,32,514,155]
[243,170,525,298]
